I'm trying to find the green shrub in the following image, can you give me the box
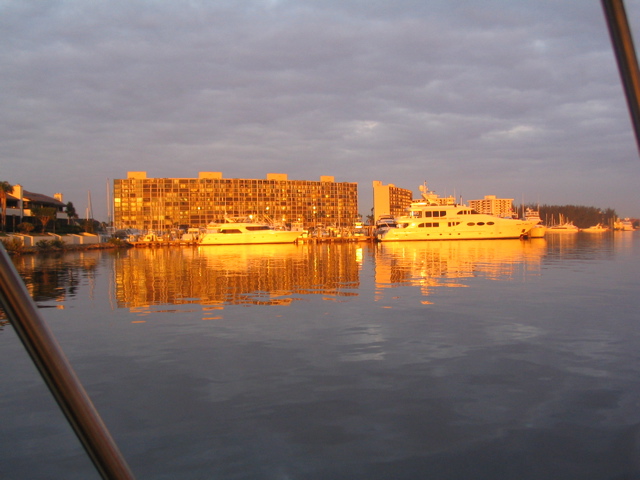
[35,239,53,250]
[1,237,24,253]
[50,239,66,249]
[17,222,34,234]
[35,239,66,251]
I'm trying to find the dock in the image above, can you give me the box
[128,236,374,247]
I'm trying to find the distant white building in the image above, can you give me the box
[372,181,413,223]
[469,195,514,217]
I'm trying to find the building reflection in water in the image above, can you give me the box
[10,252,98,305]
[113,240,548,318]
[113,244,362,318]
[374,239,546,302]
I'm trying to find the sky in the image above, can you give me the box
[2,0,640,221]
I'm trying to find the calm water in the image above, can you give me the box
[1,233,640,480]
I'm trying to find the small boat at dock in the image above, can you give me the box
[547,214,579,233]
[583,223,609,233]
[524,208,546,238]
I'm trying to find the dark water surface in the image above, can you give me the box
[1,233,639,479]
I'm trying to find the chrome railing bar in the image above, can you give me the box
[602,0,640,155]
[0,245,135,480]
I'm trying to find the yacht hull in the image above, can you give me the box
[199,230,301,245]
[377,220,534,242]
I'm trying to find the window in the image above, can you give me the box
[428,210,447,218]
[246,226,272,231]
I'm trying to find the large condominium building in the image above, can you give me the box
[372,181,413,222]
[468,195,514,217]
[113,172,358,231]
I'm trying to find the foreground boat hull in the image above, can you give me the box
[376,222,534,242]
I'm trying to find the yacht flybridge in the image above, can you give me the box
[375,185,537,242]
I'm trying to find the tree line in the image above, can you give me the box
[518,204,618,229]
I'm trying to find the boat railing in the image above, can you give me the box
[0,244,136,479]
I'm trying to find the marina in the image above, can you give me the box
[2,1,640,478]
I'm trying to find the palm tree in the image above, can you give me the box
[0,181,14,232]
[66,201,77,225]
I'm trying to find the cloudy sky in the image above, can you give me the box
[2,0,640,220]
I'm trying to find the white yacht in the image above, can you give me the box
[199,217,302,245]
[583,223,609,233]
[524,208,546,238]
[547,223,580,233]
[615,218,635,231]
[547,214,580,233]
[375,185,536,242]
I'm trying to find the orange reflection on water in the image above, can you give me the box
[113,243,362,318]
[374,239,546,301]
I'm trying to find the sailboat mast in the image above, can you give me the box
[106,179,112,227]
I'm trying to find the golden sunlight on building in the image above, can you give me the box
[113,171,358,231]
[468,195,514,217]
[372,181,413,222]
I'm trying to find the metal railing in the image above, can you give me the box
[0,245,135,479]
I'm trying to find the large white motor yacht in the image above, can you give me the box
[376,186,536,242]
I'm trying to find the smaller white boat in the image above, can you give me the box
[614,218,635,231]
[528,225,547,238]
[139,231,164,242]
[524,208,546,238]
[547,215,579,233]
[582,223,609,233]
[375,215,398,229]
[180,228,201,243]
[547,223,580,233]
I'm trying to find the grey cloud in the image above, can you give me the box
[1,0,638,218]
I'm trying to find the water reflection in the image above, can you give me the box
[7,235,630,320]
[544,232,618,264]
[10,252,98,304]
[114,240,550,316]
[374,239,546,300]
[114,244,361,315]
